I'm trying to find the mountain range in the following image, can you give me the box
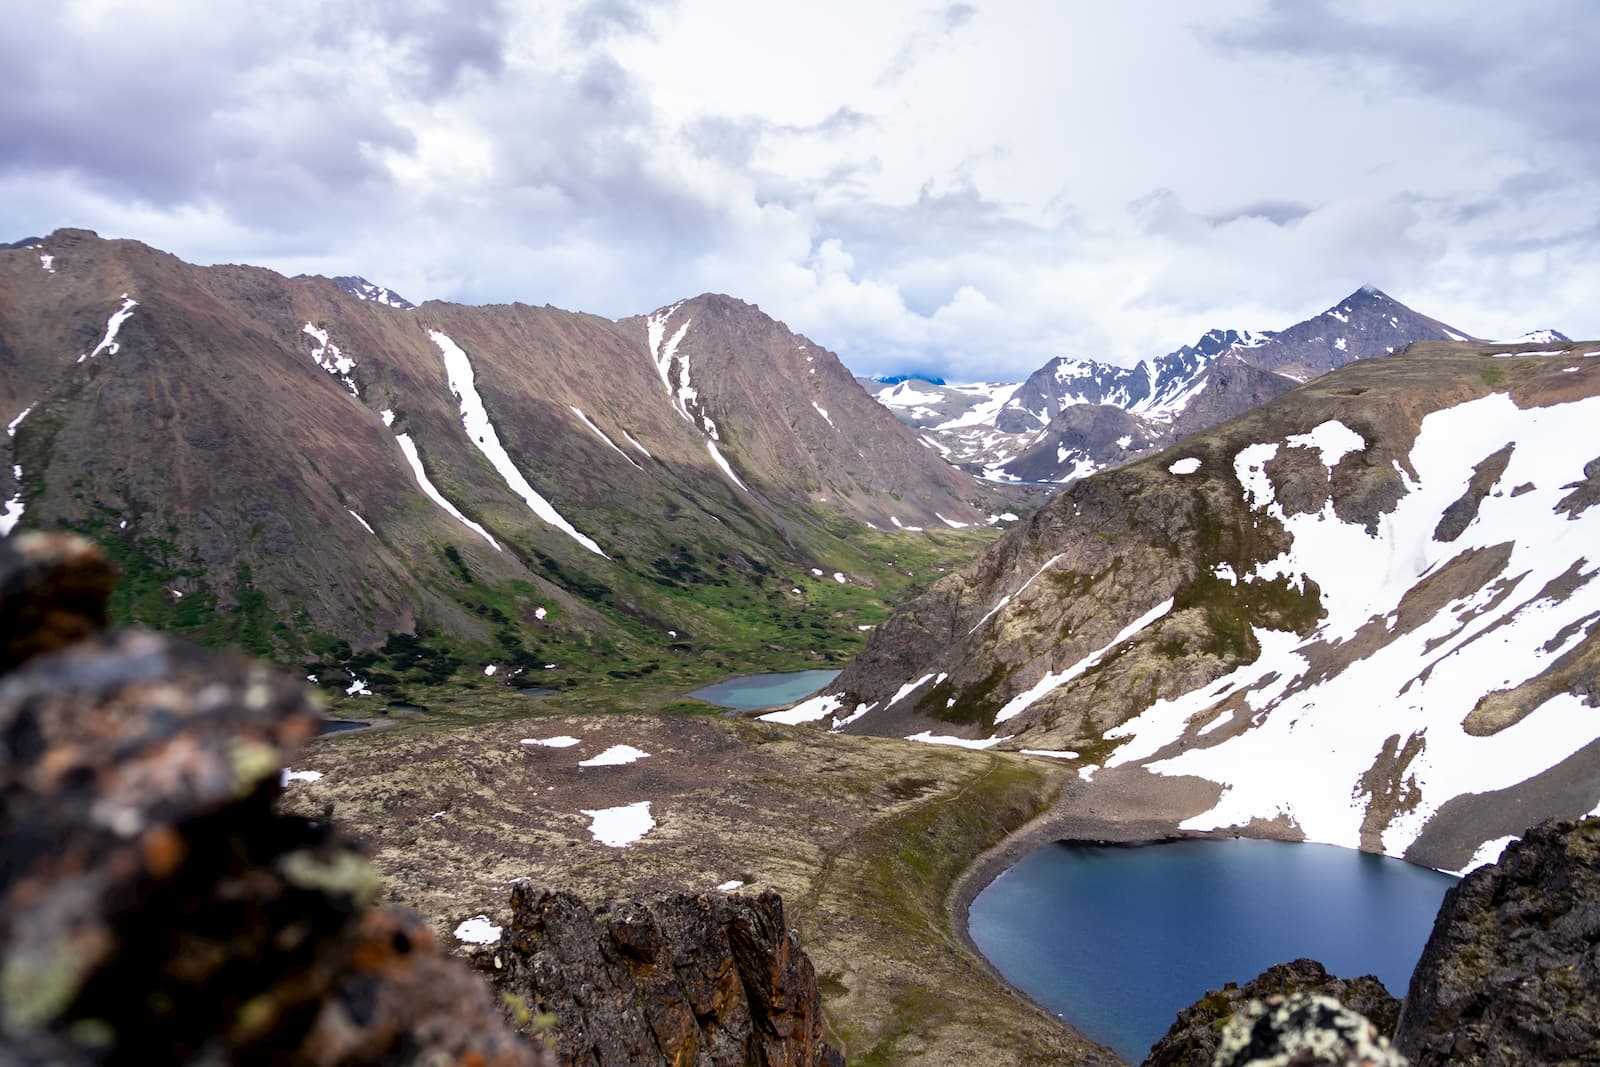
[805,337,1600,870]
[0,229,1007,694]
[865,287,1567,487]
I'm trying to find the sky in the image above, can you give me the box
[4,0,1598,380]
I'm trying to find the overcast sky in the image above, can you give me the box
[5,0,1597,379]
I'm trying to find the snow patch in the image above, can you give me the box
[905,731,1012,750]
[1169,457,1201,476]
[345,509,375,534]
[453,916,502,945]
[302,322,359,395]
[483,664,497,676]
[79,296,138,363]
[758,693,841,725]
[430,331,607,556]
[281,769,324,785]
[6,405,34,438]
[1449,835,1516,876]
[888,673,941,707]
[571,406,643,470]
[38,254,54,273]
[521,735,581,748]
[580,801,654,847]
[345,675,372,696]
[812,401,834,428]
[579,745,650,767]
[715,880,745,892]
[1020,749,1080,759]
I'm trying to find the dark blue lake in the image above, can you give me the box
[688,669,842,711]
[968,838,1458,1063]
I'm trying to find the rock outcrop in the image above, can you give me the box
[483,886,842,1067]
[1143,958,1399,1067]
[0,532,545,1066]
[1394,817,1600,1066]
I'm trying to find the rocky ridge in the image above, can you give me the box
[814,340,1600,869]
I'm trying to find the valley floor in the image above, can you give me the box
[279,697,1125,1066]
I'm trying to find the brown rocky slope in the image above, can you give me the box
[822,340,1600,870]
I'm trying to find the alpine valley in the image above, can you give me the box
[5,228,1600,1066]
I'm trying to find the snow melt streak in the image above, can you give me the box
[393,433,500,550]
[430,331,607,556]
[1107,401,1600,856]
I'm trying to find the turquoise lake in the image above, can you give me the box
[688,669,842,710]
[968,838,1459,1063]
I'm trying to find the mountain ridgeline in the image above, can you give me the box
[0,229,1001,691]
[871,286,1482,484]
[819,338,1600,870]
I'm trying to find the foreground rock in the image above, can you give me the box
[1143,958,1399,1067]
[0,532,544,1066]
[1212,994,1407,1067]
[1394,816,1600,1066]
[483,886,843,1067]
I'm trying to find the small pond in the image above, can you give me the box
[968,838,1458,1063]
[318,719,370,735]
[687,669,842,711]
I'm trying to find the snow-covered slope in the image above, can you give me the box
[826,339,1600,870]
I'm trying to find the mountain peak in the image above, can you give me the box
[332,276,415,310]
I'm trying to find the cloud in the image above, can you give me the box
[4,1,1598,386]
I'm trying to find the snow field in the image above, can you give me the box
[1102,397,1600,855]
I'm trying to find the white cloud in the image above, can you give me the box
[4,0,1597,380]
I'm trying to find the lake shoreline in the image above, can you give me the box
[944,766,1306,1064]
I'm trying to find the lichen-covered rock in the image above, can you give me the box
[1212,993,1408,1067]
[486,885,843,1067]
[0,533,545,1067]
[1144,959,1400,1067]
[1393,816,1600,1066]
